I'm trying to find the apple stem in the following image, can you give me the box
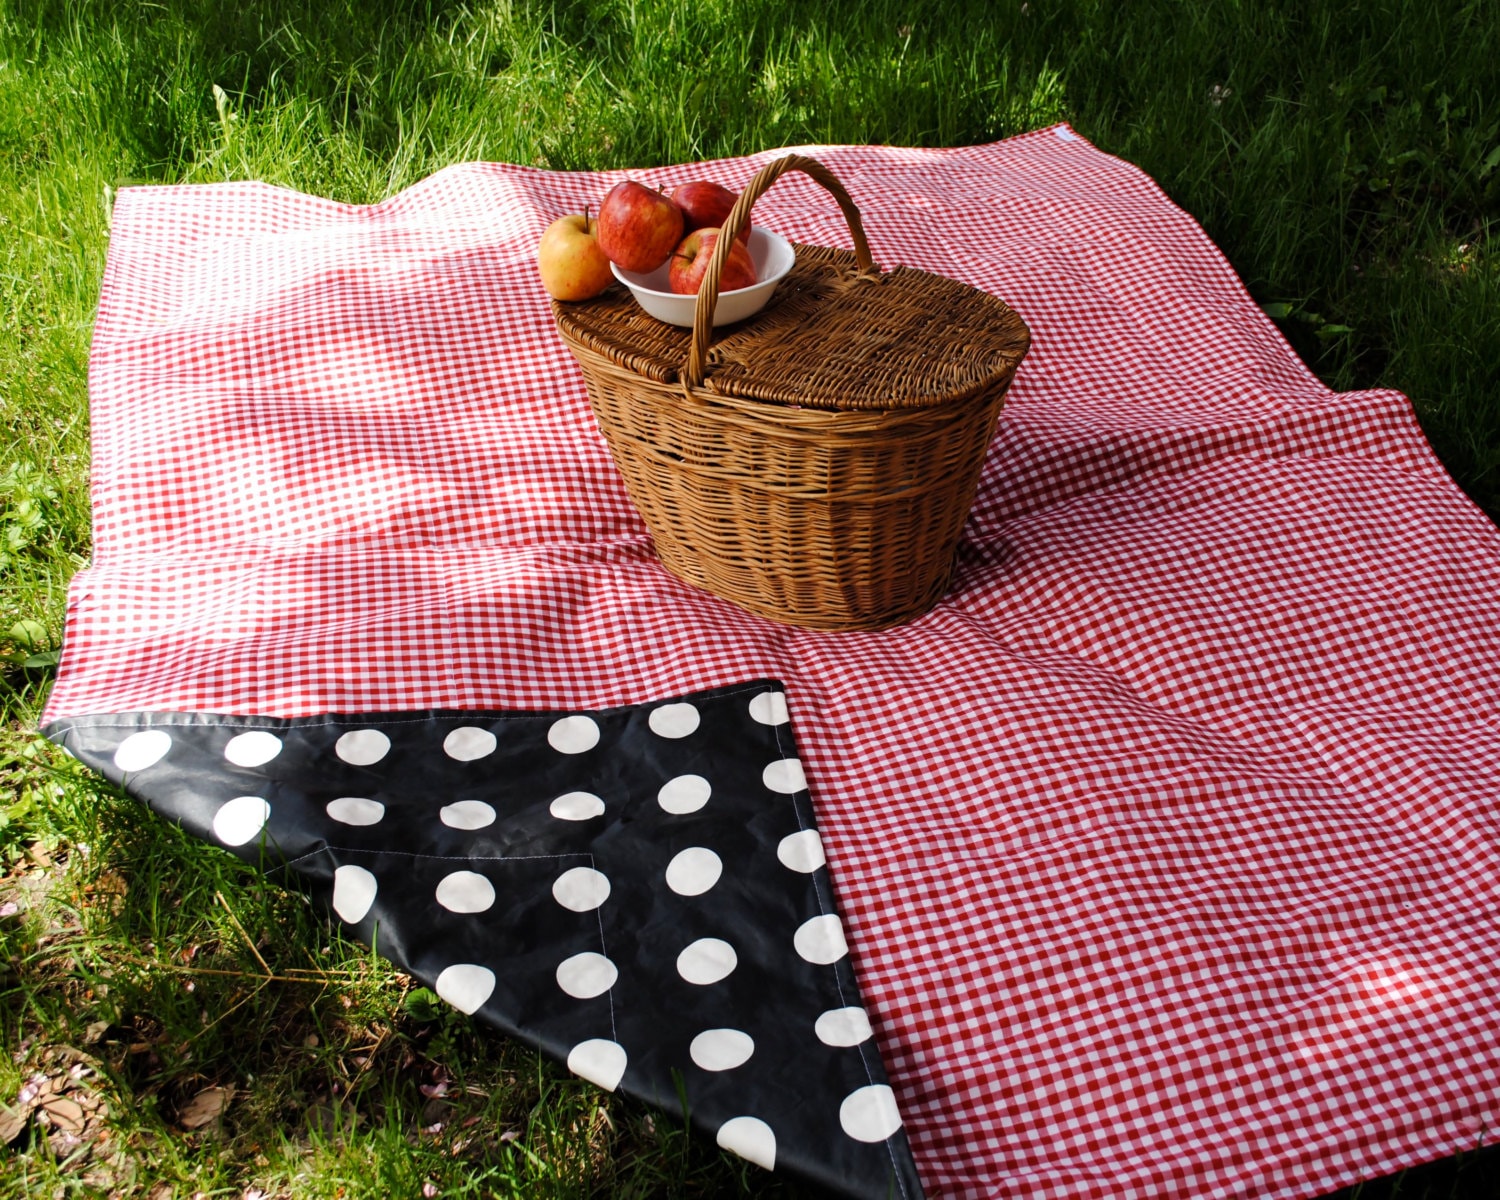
[583,203,590,232]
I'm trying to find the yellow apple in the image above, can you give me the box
[537,211,614,301]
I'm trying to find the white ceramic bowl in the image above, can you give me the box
[611,226,795,328]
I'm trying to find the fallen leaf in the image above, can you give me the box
[40,1044,91,1069]
[46,1128,84,1155]
[8,618,47,648]
[39,1095,86,1134]
[178,1085,234,1130]
[72,1089,104,1114]
[0,1102,29,1144]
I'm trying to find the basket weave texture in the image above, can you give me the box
[553,154,1031,630]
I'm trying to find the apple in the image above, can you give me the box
[536,210,613,301]
[668,228,759,296]
[595,181,684,272]
[670,180,750,245]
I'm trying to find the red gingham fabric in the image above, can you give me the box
[46,125,1500,1198]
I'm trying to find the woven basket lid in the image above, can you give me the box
[550,155,1029,413]
[553,245,1030,412]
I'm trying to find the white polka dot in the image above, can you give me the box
[435,870,495,914]
[211,796,271,847]
[547,715,599,754]
[689,1028,754,1071]
[676,937,737,985]
[776,829,825,873]
[336,729,390,765]
[326,797,385,826]
[549,791,605,821]
[113,730,171,773]
[443,726,497,761]
[794,914,848,964]
[223,731,282,768]
[762,758,806,794]
[648,702,699,738]
[440,800,496,830]
[658,774,711,815]
[815,1007,873,1047]
[566,1039,626,1092]
[665,847,722,897]
[552,866,610,912]
[748,691,789,725]
[716,1116,775,1170]
[434,963,494,1015]
[555,951,618,999]
[331,865,378,923]
[839,1084,902,1142]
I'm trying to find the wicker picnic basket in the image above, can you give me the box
[552,153,1030,631]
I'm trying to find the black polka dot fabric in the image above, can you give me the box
[48,680,924,1199]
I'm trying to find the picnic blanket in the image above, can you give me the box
[43,124,1500,1198]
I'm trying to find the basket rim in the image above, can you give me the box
[553,244,1032,415]
[560,326,1005,435]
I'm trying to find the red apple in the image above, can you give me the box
[536,210,614,301]
[668,229,759,296]
[670,180,750,245]
[595,180,684,273]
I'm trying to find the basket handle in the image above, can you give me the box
[685,153,879,389]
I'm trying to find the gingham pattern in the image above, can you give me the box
[47,125,1500,1198]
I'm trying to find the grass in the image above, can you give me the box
[0,0,1496,1195]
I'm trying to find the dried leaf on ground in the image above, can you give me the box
[2,1056,111,1158]
[177,1084,234,1130]
[0,1101,29,1144]
[39,1094,86,1133]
